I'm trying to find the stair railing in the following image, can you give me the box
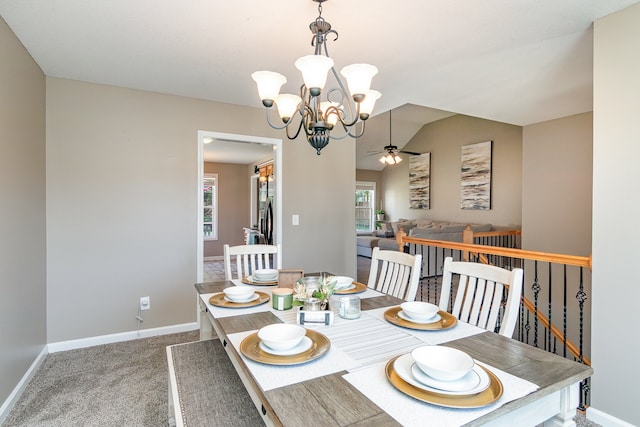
[400,231,592,410]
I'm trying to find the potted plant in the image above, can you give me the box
[375,209,385,221]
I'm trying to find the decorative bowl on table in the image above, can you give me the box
[258,324,307,351]
[296,276,322,288]
[253,269,278,281]
[223,286,256,302]
[411,345,475,382]
[400,301,439,322]
[333,276,354,290]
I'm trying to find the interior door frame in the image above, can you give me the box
[196,131,283,283]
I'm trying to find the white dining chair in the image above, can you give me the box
[367,247,422,301]
[439,256,524,337]
[223,244,282,281]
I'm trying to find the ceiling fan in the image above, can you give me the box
[365,110,421,165]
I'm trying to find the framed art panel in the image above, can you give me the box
[409,152,430,209]
[460,140,492,210]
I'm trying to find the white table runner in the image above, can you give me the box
[343,359,539,427]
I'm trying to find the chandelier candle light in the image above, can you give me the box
[252,0,381,155]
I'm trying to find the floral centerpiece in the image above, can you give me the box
[293,275,337,310]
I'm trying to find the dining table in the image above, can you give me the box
[193,277,592,427]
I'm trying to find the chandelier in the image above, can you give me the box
[251,0,381,155]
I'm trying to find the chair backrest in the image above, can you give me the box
[439,257,523,337]
[223,244,282,281]
[367,247,422,301]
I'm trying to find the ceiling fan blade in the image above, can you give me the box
[400,150,422,155]
[364,150,384,157]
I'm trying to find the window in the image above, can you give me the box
[203,173,218,240]
[356,181,375,232]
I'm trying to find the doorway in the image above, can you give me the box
[196,131,282,283]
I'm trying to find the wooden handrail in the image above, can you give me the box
[401,235,592,269]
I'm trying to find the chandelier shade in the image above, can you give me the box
[251,71,287,108]
[358,90,381,119]
[275,94,302,122]
[294,55,334,93]
[251,0,380,155]
[340,64,379,101]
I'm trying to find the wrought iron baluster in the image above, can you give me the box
[563,264,568,358]
[576,266,589,409]
[532,261,540,348]
[547,263,552,352]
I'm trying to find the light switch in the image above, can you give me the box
[292,214,299,226]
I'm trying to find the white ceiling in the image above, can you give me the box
[1,0,637,168]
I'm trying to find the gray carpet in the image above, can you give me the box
[3,331,199,427]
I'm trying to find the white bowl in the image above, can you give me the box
[254,269,278,281]
[411,345,475,382]
[258,324,306,351]
[333,276,354,289]
[400,301,439,321]
[223,286,255,302]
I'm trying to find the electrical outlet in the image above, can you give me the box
[139,296,150,311]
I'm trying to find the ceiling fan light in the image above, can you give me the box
[275,94,302,122]
[340,64,378,99]
[252,71,287,106]
[394,155,402,164]
[295,55,334,93]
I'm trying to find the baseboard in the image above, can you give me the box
[587,407,635,427]
[47,322,199,353]
[0,345,48,425]
[204,255,223,261]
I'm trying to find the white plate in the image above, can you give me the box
[334,283,355,291]
[397,310,442,324]
[394,353,490,395]
[224,293,259,303]
[249,274,277,283]
[259,336,313,356]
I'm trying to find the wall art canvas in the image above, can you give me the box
[409,152,430,209]
[460,140,492,210]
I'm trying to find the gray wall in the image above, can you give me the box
[381,114,522,228]
[592,4,640,424]
[45,76,355,343]
[522,112,593,256]
[203,162,251,257]
[0,17,47,406]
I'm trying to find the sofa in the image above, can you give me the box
[356,218,494,258]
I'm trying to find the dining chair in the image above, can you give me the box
[223,244,282,281]
[367,247,422,301]
[439,256,524,337]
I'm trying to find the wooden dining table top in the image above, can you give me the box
[195,280,593,426]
